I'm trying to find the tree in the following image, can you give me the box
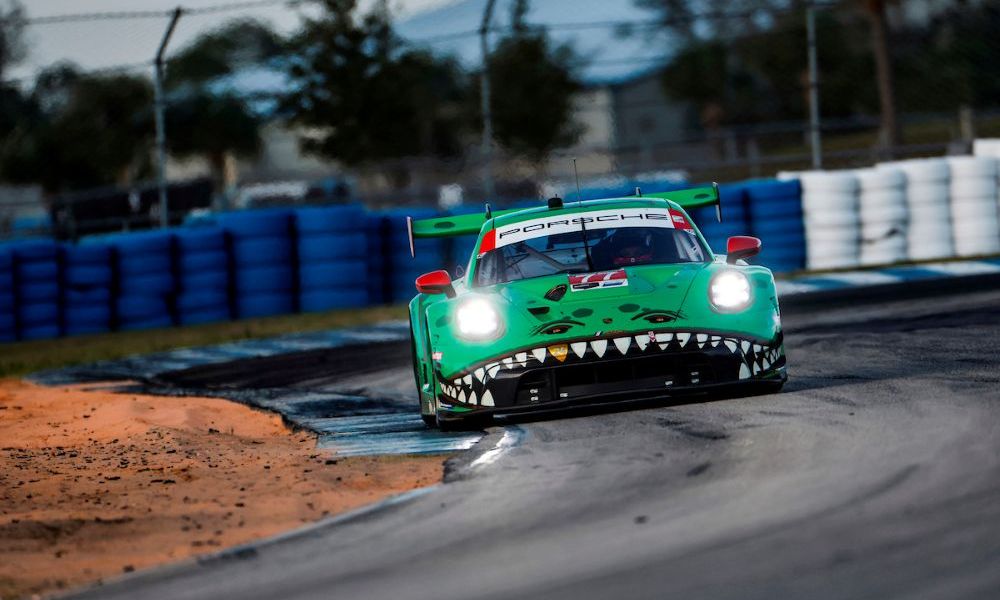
[282,0,468,170]
[164,19,280,189]
[165,92,261,182]
[166,18,285,86]
[861,0,900,148]
[1,65,154,192]
[478,0,580,163]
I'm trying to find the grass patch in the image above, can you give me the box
[0,304,408,378]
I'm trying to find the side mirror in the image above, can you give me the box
[726,236,762,264]
[415,270,456,298]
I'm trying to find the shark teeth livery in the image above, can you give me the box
[435,331,785,408]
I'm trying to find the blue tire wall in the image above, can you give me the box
[294,204,365,234]
[10,239,58,262]
[10,240,61,340]
[177,290,229,313]
[298,260,366,289]
[0,247,15,341]
[299,290,369,312]
[178,250,227,273]
[297,233,367,262]
[217,209,296,319]
[19,324,61,340]
[383,208,446,303]
[744,179,806,273]
[106,231,177,330]
[235,265,294,295]
[688,183,753,253]
[178,307,232,326]
[181,270,230,293]
[365,214,388,304]
[176,227,230,325]
[294,205,370,313]
[231,236,293,267]
[235,292,295,319]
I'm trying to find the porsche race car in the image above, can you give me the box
[407,186,786,429]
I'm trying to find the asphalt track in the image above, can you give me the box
[70,284,1000,600]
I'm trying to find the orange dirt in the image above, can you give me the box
[0,379,445,599]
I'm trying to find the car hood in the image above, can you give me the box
[428,263,715,377]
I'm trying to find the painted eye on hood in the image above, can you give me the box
[534,320,584,335]
[632,310,681,324]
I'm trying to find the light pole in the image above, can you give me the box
[806,1,822,169]
[479,0,497,202]
[154,7,183,228]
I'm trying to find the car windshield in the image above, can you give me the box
[475,225,708,286]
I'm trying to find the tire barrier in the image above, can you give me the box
[217,209,295,319]
[176,227,231,326]
[11,240,61,340]
[366,214,388,304]
[63,242,113,335]
[103,231,177,331]
[876,159,954,260]
[745,179,806,273]
[294,205,368,313]
[384,208,445,303]
[781,171,860,270]
[855,168,908,266]
[946,156,1000,257]
[0,247,15,342]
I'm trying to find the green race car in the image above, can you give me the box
[407,186,786,429]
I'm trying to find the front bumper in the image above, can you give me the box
[435,329,786,418]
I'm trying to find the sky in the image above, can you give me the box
[9,0,456,82]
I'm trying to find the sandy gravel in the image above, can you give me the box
[0,379,445,599]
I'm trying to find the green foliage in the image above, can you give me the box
[166,92,262,163]
[282,0,468,167]
[478,2,581,161]
[655,7,876,126]
[1,65,154,192]
[165,18,286,87]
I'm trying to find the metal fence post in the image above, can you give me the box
[154,7,182,228]
[807,2,823,169]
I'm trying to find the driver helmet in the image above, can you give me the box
[611,228,654,266]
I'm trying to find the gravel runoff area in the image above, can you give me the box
[0,379,446,600]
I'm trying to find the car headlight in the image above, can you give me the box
[710,271,751,311]
[456,298,501,339]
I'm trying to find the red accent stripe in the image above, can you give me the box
[479,229,496,254]
[669,209,692,230]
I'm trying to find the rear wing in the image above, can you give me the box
[405,184,721,257]
[406,208,521,257]
[644,184,722,222]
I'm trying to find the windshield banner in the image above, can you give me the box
[480,208,691,253]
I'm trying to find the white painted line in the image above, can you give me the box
[775,281,824,296]
[921,261,1000,276]
[470,428,519,469]
[811,271,903,285]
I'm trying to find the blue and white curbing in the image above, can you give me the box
[775,257,1000,297]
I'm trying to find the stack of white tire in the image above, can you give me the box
[877,158,953,260]
[973,138,1000,230]
[779,170,860,270]
[946,156,1000,257]
[854,168,907,265]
